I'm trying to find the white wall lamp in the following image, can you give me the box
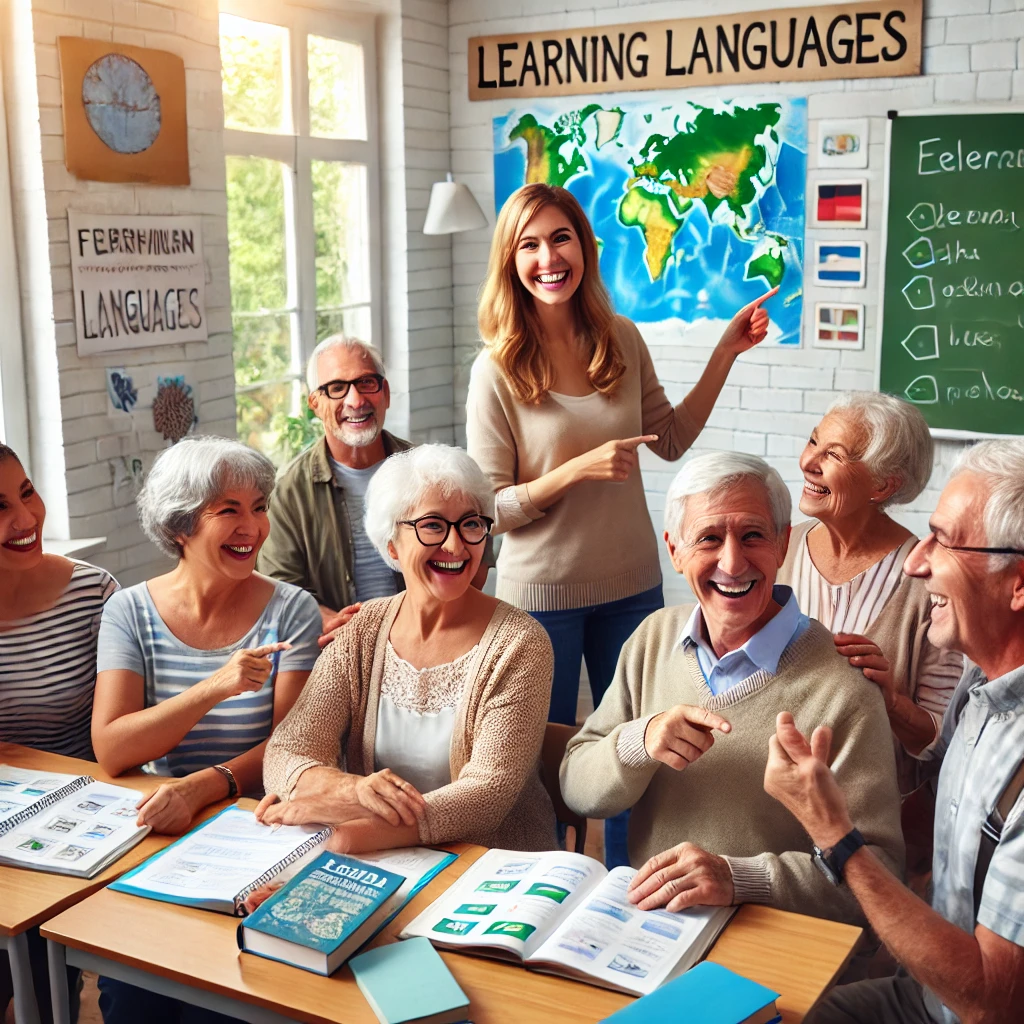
[423,172,488,235]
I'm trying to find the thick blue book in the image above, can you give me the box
[600,962,780,1024]
[350,937,470,1024]
[238,852,407,975]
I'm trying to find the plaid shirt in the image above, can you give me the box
[924,660,1024,1023]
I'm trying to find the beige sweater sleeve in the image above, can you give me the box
[419,621,554,845]
[726,688,905,923]
[466,355,544,535]
[560,623,663,819]
[631,322,701,461]
[262,628,357,799]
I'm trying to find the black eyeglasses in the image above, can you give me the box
[931,535,1024,557]
[314,374,384,400]
[398,513,494,548]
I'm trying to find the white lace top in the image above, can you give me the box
[373,641,476,794]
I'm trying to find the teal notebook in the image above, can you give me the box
[350,937,470,1024]
[600,962,780,1024]
[239,852,406,975]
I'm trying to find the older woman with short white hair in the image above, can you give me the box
[779,392,963,792]
[92,436,321,834]
[259,444,557,853]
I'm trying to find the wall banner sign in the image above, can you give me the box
[69,212,207,356]
[468,0,921,101]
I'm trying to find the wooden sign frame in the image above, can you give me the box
[58,37,189,185]
[468,0,922,101]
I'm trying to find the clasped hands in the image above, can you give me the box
[254,766,427,836]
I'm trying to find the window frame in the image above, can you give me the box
[219,0,382,407]
[0,49,30,462]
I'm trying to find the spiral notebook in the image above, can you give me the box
[0,764,150,878]
[110,805,332,915]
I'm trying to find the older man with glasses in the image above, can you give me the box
[258,335,414,641]
[765,439,1024,1024]
[560,451,904,927]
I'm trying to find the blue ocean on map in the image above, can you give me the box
[494,97,807,346]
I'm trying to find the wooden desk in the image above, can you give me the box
[42,844,861,1024]
[0,743,223,1024]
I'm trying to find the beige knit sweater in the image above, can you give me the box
[560,606,904,926]
[466,317,701,611]
[263,595,558,851]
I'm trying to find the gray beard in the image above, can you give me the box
[327,416,381,448]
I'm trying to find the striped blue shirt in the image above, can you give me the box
[924,661,1024,1023]
[96,580,321,777]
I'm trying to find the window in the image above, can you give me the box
[219,2,380,461]
[0,54,29,461]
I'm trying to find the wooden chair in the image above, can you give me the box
[541,722,587,854]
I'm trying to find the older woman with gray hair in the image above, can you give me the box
[91,436,321,836]
[779,392,962,792]
[258,444,557,854]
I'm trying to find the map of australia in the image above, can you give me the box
[494,98,806,346]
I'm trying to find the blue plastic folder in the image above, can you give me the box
[349,937,470,1024]
[600,961,780,1024]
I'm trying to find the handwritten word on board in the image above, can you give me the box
[69,212,207,357]
[879,112,1024,437]
[468,0,921,101]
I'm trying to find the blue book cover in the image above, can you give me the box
[244,852,406,955]
[350,937,470,1024]
[600,962,780,1024]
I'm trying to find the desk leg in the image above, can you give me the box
[8,932,42,1024]
[46,941,71,1024]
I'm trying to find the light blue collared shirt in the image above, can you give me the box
[680,585,811,696]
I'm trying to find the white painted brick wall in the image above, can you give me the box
[448,0,1024,606]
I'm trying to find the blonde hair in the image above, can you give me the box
[478,184,625,404]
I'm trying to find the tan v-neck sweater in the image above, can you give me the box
[466,317,700,611]
[264,594,558,851]
[560,605,905,926]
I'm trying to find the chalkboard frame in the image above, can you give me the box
[876,105,1024,440]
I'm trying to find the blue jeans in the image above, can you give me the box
[532,584,665,869]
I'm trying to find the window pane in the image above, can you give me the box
[316,305,371,343]
[220,14,289,134]
[236,379,299,462]
[312,160,370,339]
[308,35,366,140]
[232,312,292,388]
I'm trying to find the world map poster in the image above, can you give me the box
[493,97,807,346]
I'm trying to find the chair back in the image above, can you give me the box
[541,722,588,854]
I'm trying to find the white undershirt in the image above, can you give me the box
[373,641,476,794]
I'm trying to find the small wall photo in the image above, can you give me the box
[814,303,865,349]
[811,180,867,228]
[817,119,869,169]
[813,241,866,288]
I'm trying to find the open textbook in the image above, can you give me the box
[0,764,150,878]
[112,805,457,919]
[400,849,734,997]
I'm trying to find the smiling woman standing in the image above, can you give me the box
[467,184,774,865]
[91,436,321,834]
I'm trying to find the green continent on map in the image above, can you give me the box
[509,107,598,186]
[618,187,687,282]
[745,239,788,289]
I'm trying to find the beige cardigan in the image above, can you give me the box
[263,594,558,851]
[466,316,701,611]
[561,607,904,926]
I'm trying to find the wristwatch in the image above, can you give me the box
[812,828,865,886]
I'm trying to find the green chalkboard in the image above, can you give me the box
[879,111,1024,436]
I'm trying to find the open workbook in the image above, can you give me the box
[400,848,734,997]
[112,805,457,918]
[0,765,150,878]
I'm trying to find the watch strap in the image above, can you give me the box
[827,828,866,880]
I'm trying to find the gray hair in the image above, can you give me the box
[826,392,933,506]
[664,451,791,543]
[951,439,1024,568]
[306,334,386,392]
[138,436,276,559]
[364,445,495,570]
